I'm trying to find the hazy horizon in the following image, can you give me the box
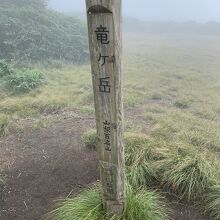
[48,0,220,23]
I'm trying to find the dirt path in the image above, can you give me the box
[0,111,98,220]
[0,109,210,220]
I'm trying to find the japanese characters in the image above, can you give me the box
[95,24,113,152]
[103,120,111,151]
[95,25,110,44]
[99,77,111,93]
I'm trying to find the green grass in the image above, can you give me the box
[46,184,169,220]
[204,185,220,219]
[124,133,161,188]
[46,185,107,220]
[4,69,45,94]
[0,65,93,117]
[77,34,220,218]
[83,130,220,217]
[156,147,220,201]
[0,113,8,136]
[174,99,191,109]
[0,34,219,121]
[82,129,97,149]
[82,131,161,188]
[150,109,220,153]
[123,184,169,220]
[0,175,5,185]
[0,60,11,78]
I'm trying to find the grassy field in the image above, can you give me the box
[1,33,220,118]
[1,32,220,219]
[1,33,220,151]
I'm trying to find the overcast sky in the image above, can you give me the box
[48,0,220,23]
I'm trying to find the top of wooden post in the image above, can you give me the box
[86,0,121,13]
[86,0,122,27]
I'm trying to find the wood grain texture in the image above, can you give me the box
[85,0,125,215]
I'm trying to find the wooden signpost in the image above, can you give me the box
[85,0,125,215]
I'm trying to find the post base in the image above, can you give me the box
[104,200,124,216]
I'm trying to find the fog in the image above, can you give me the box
[48,0,220,23]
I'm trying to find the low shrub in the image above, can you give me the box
[4,70,45,94]
[0,60,11,78]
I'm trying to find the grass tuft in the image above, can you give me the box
[124,184,169,220]
[0,175,5,185]
[82,129,97,149]
[0,114,9,136]
[156,147,220,201]
[174,99,190,109]
[82,131,161,187]
[204,185,220,219]
[79,105,95,115]
[124,133,162,188]
[151,93,163,100]
[46,185,107,220]
[46,184,169,220]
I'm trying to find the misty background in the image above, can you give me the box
[48,0,220,23]
[48,0,220,35]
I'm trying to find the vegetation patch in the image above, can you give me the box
[0,175,5,186]
[204,185,220,219]
[46,184,169,220]
[82,131,163,188]
[82,129,97,149]
[79,105,95,115]
[125,132,162,188]
[157,147,220,201]
[174,99,191,109]
[0,60,45,95]
[4,69,45,94]
[0,60,11,78]
[82,130,220,217]
[147,108,220,153]
[151,92,163,100]
[0,113,9,136]
[0,0,88,65]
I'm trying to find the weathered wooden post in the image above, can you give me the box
[85,0,125,215]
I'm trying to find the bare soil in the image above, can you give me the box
[0,109,211,220]
[0,110,98,220]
